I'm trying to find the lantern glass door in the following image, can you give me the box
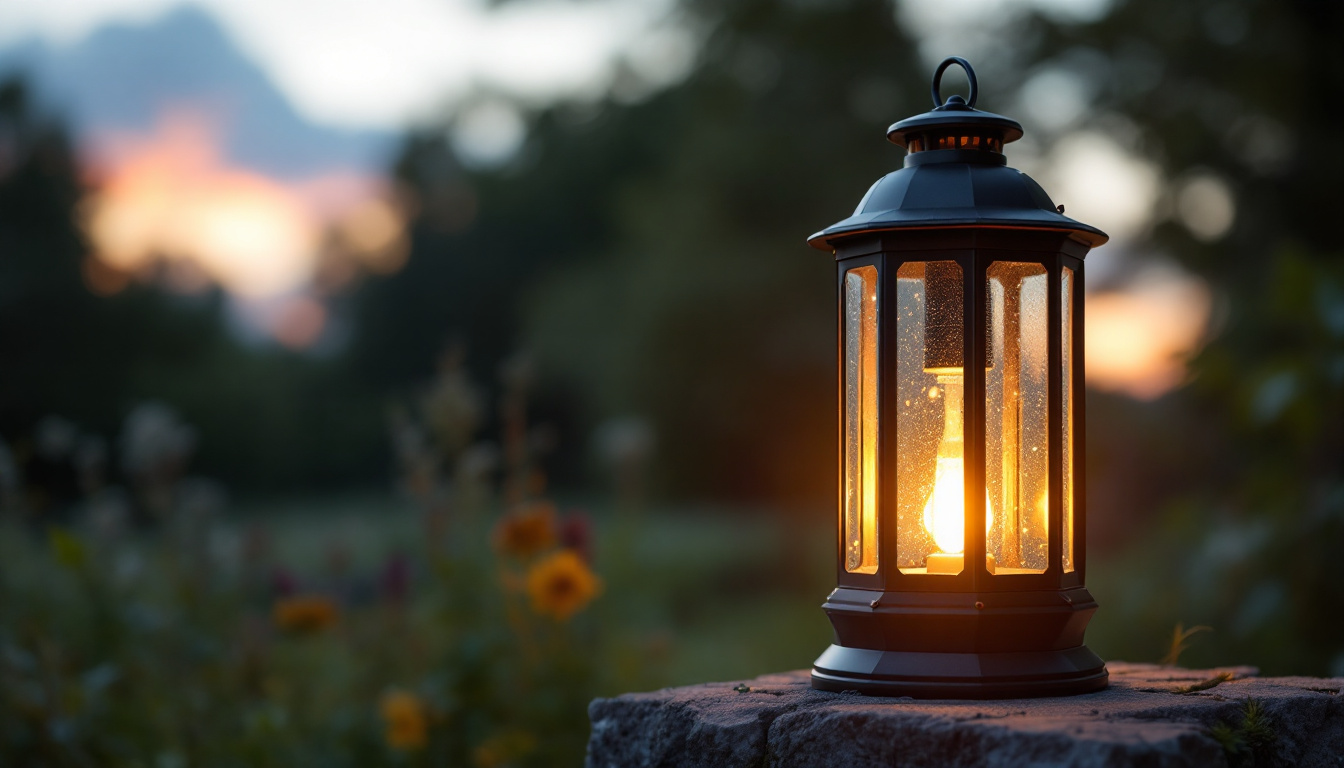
[843,265,879,574]
[895,260,978,576]
[985,262,1050,573]
[1062,266,1076,573]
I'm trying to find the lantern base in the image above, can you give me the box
[810,644,1108,699]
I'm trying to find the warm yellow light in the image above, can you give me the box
[843,266,879,573]
[921,454,994,555]
[920,374,992,556]
[922,456,969,554]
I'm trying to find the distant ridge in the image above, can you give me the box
[0,5,395,178]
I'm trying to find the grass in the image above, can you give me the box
[3,485,1295,765]
[1162,623,1214,667]
[227,493,835,690]
[0,491,837,765]
[1210,698,1277,767]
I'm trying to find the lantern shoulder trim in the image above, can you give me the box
[807,162,1108,251]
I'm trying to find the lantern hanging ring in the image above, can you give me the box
[931,56,978,108]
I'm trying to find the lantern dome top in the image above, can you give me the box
[808,57,1108,252]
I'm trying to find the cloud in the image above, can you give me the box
[0,0,673,131]
[80,108,409,347]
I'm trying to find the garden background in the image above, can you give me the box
[1,0,1340,764]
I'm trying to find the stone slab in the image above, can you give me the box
[587,662,1344,767]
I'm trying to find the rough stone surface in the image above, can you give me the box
[586,662,1344,767]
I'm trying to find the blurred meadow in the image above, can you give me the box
[1,0,1341,764]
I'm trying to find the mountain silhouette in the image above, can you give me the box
[0,5,394,178]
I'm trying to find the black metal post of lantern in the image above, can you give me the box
[808,57,1109,698]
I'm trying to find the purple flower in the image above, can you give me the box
[380,552,411,603]
[271,567,298,598]
[559,511,594,564]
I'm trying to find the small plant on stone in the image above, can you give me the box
[1210,698,1279,768]
[1161,622,1212,666]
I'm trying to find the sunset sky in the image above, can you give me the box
[0,0,1223,397]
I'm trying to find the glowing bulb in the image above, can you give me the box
[920,373,992,557]
[923,457,967,553]
[921,455,992,554]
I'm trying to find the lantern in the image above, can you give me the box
[808,57,1108,698]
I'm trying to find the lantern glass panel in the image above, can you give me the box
[1063,266,1076,573]
[843,265,879,574]
[985,262,1049,574]
[896,260,977,576]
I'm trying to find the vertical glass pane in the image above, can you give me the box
[986,263,1049,574]
[896,261,971,575]
[1062,267,1075,573]
[843,266,878,574]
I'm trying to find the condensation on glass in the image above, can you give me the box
[1062,267,1076,573]
[985,262,1049,574]
[895,261,975,575]
[843,266,879,574]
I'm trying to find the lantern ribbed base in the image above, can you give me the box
[810,644,1108,699]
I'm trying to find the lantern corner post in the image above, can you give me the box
[966,250,989,593]
[1071,258,1087,586]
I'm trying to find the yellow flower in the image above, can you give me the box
[526,549,602,621]
[492,501,558,559]
[272,595,339,633]
[379,689,428,751]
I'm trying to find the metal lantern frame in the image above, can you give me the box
[807,58,1109,699]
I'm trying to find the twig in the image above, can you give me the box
[1173,671,1234,694]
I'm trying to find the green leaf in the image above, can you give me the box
[49,527,88,570]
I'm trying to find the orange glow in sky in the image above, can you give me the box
[78,113,1209,385]
[83,112,318,298]
[79,109,408,346]
[1084,270,1212,400]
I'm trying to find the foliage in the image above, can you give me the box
[0,516,599,765]
[361,0,1344,674]
[358,0,923,505]
[0,75,388,495]
[0,354,832,765]
[1210,698,1279,768]
[1039,0,1344,680]
[1,0,1339,735]
[0,358,599,765]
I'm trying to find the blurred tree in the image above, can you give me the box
[352,0,923,504]
[0,75,387,496]
[0,76,223,447]
[359,0,1341,672]
[1026,0,1344,675]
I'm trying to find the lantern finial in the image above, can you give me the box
[884,57,1023,151]
[931,56,978,109]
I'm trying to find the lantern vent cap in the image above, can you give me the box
[886,57,1024,150]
